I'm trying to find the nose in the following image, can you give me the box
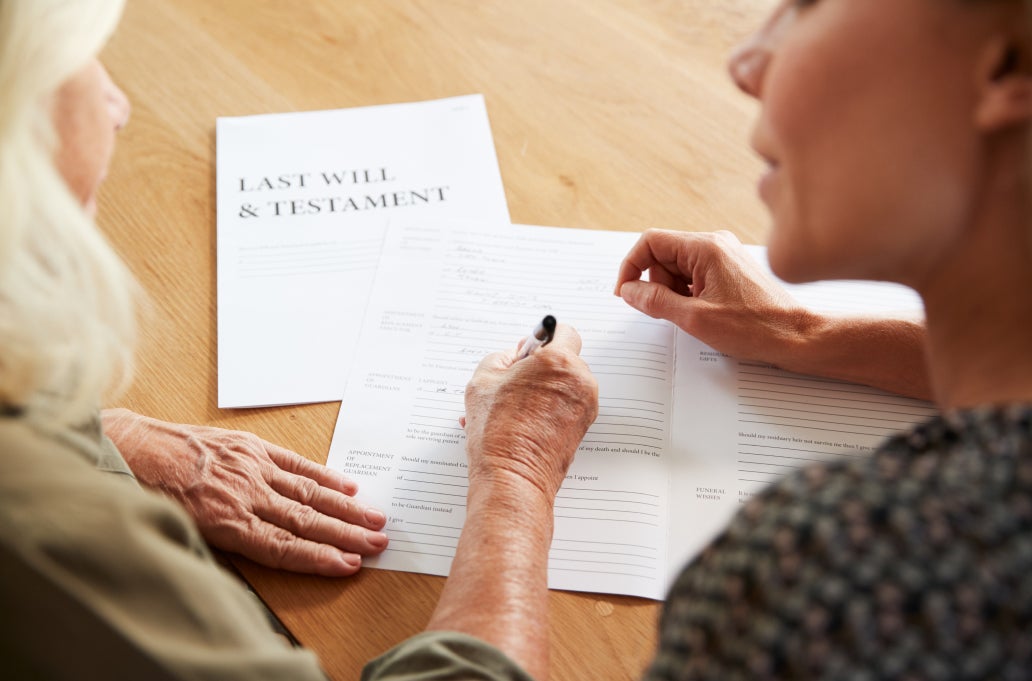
[728,39,770,99]
[727,3,796,100]
[107,83,131,130]
[100,65,131,130]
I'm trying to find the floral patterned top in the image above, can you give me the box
[645,405,1032,681]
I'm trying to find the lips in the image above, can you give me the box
[758,163,779,203]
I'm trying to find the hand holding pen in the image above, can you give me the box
[462,317,599,499]
[516,315,557,360]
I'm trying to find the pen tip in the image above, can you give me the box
[543,315,557,333]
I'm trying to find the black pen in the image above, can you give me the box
[516,315,557,360]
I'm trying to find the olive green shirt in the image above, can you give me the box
[0,411,327,680]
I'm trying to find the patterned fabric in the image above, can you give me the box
[645,405,1032,681]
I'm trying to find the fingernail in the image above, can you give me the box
[366,508,387,526]
[369,532,389,548]
[340,553,361,570]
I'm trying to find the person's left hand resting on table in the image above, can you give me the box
[101,408,388,576]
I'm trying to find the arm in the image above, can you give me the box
[615,229,931,400]
[101,408,389,576]
[425,474,556,678]
[429,326,598,679]
[363,326,598,681]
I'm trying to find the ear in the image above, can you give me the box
[975,37,1032,132]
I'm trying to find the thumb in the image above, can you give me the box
[618,279,690,321]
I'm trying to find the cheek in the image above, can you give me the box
[54,106,114,208]
[761,53,977,283]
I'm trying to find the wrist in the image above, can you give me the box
[468,466,557,513]
[764,307,825,374]
[100,407,144,442]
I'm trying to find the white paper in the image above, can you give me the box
[215,95,509,407]
[326,220,936,599]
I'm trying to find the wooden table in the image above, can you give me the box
[98,1,773,679]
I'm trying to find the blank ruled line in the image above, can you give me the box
[599,408,665,418]
[548,557,657,570]
[738,367,927,400]
[737,450,848,465]
[588,431,664,442]
[385,549,454,559]
[408,422,464,432]
[390,530,460,540]
[738,410,917,429]
[738,419,895,437]
[395,488,467,499]
[739,396,934,419]
[549,548,656,559]
[399,469,467,479]
[390,539,458,549]
[554,505,659,517]
[394,497,467,507]
[587,359,668,368]
[599,397,666,407]
[593,371,667,381]
[596,415,665,424]
[739,384,936,412]
[556,496,660,507]
[405,521,463,530]
[548,567,657,579]
[737,443,864,458]
[560,487,660,498]
[555,514,659,527]
[581,438,662,449]
[398,479,469,489]
[743,462,804,472]
[552,538,658,551]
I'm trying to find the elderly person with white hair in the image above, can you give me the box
[0,1,388,677]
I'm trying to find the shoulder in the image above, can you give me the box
[0,415,327,681]
[0,414,196,555]
[649,406,1032,679]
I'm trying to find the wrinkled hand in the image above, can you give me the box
[101,408,388,576]
[461,325,599,501]
[615,229,812,364]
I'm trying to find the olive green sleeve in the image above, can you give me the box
[0,418,327,681]
[362,631,537,681]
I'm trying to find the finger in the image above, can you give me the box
[620,279,703,324]
[615,229,683,294]
[226,518,365,577]
[264,442,359,496]
[536,322,582,356]
[268,468,387,530]
[475,349,515,374]
[256,486,390,555]
[646,263,691,295]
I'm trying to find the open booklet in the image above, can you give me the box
[215,95,509,408]
[325,220,937,600]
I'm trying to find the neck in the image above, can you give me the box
[918,159,1032,410]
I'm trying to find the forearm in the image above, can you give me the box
[775,313,931,401]
[426,474,555,680]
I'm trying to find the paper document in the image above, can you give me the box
[325,220,936,599]
[216,95,509,408]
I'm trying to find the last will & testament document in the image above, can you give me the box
[216,95,508,408]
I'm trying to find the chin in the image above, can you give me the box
[765,225,821,284]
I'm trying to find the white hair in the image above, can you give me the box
[0,0,136,426]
